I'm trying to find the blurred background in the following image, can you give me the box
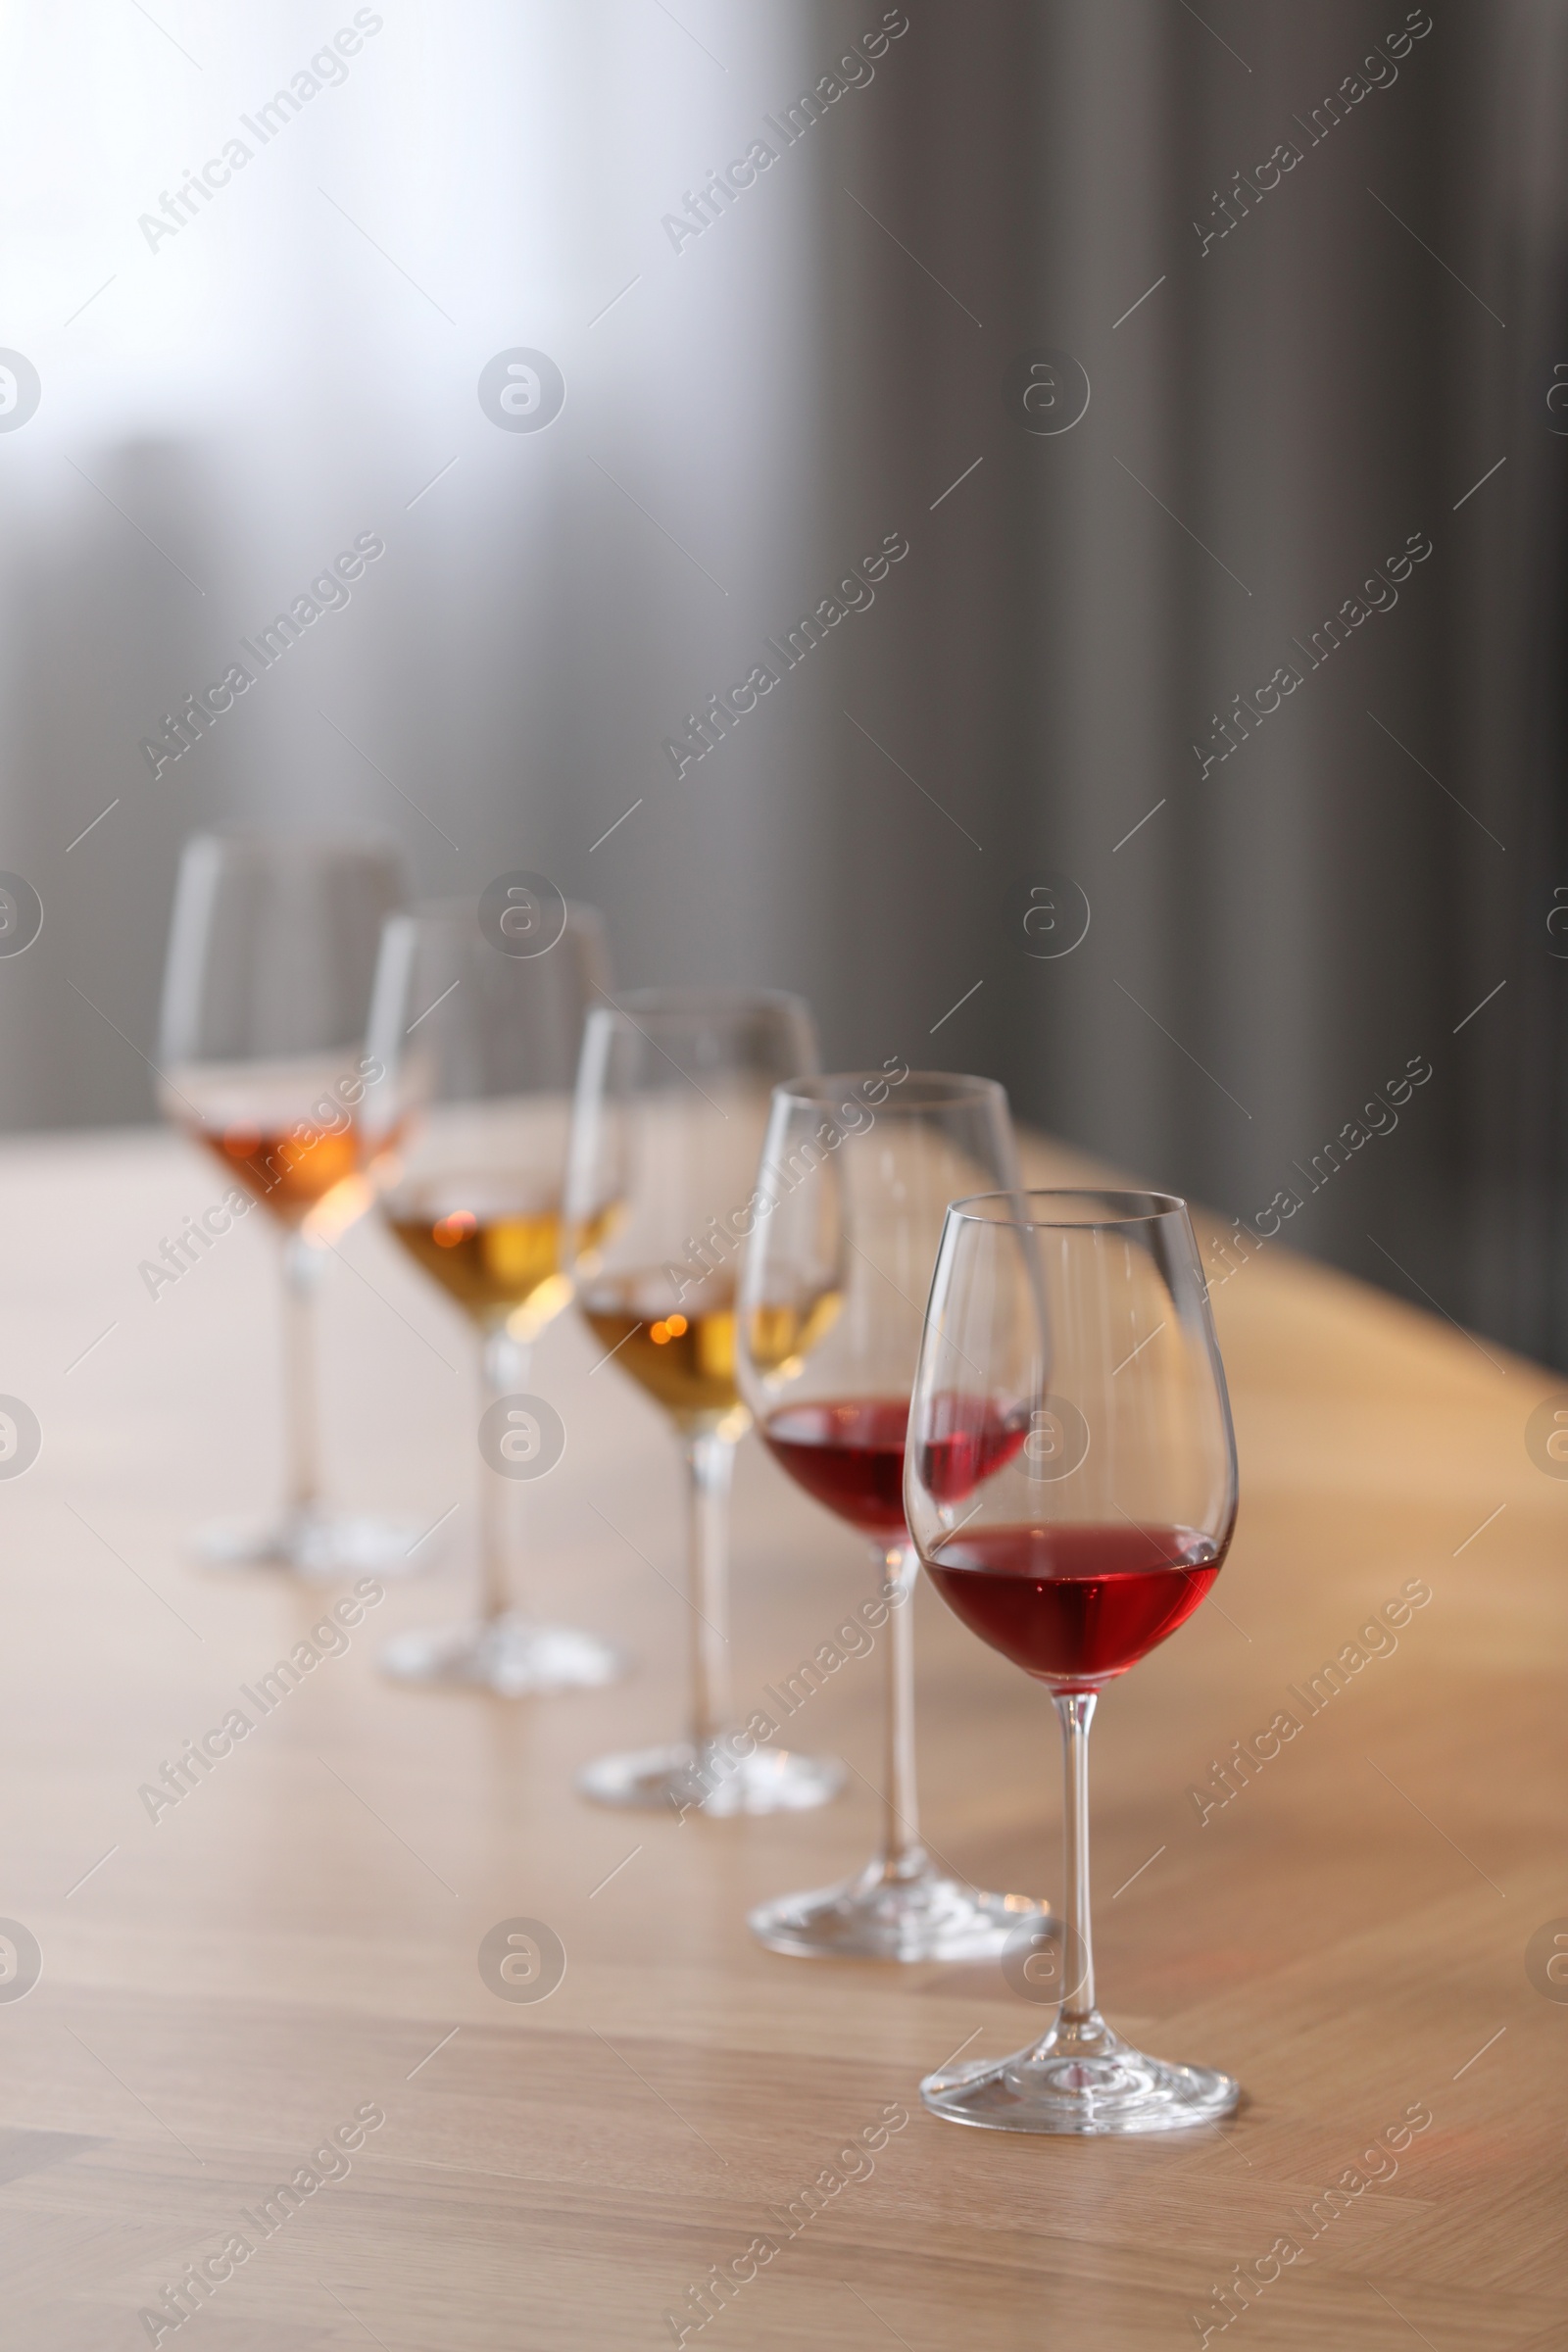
[0,0,1564,1359]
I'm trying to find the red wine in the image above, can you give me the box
[763,1397,909,1535]
[925,1522,1223,1689]
[763,1395,1031,1538]
[916,1393,1031,1502]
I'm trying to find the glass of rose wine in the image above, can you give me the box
[565,989,844,1813]
[361,897,624,1696]
[737,1072,1049,1959]
[906,1189,1241,2132]
[157,832,422,1576]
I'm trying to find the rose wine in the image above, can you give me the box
[925,1521,1223,1690]
[197,1120,361,1225]
[763,1394,1031,1537]
[583,1275,840,1424]
[175,1054,372,1229]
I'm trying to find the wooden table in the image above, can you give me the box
[0,1127,1559,2350]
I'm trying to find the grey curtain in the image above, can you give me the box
[801,0,1567,1364]
[2,0,1564,1361]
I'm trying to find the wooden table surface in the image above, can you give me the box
[0,1125,1561,2351]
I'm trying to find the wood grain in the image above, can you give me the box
[0,1127,1560,2350]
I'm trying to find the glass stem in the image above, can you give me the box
[879,1541,925,1879]
[1053,1690,1102,2036]
[281,1234,324,1521]
[685,1430,734,1760]
[477,1327,530,1626]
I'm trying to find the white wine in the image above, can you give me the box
[581,1272,841,1424]
[386,1182,613,1334]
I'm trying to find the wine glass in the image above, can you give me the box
[565,989,844,1814]
[360,897,625,1696]
[906,1189,1240,2133]
[736,1072,1051,1959]
[157,832,423,1576]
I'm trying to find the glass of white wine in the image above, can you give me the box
[157,831,422,1577]
[565,989,844,1813]
[363,896,624,1695]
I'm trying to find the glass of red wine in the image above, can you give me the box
[906,1189,1240,2132]
[736,1072,1049,1959]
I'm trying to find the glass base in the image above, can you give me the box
[750,1848,1051,1962]
[380,1613,626,1697]
[576,1740,845,1816]
[921,2014,1240,2135]
[195,1506,436,1580]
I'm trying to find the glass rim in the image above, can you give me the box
[948,1186,1189,1229]
[397,896,603,928]
[773,1069,1003,1110]
[178,827,401,862]
[592,985,810,1027]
